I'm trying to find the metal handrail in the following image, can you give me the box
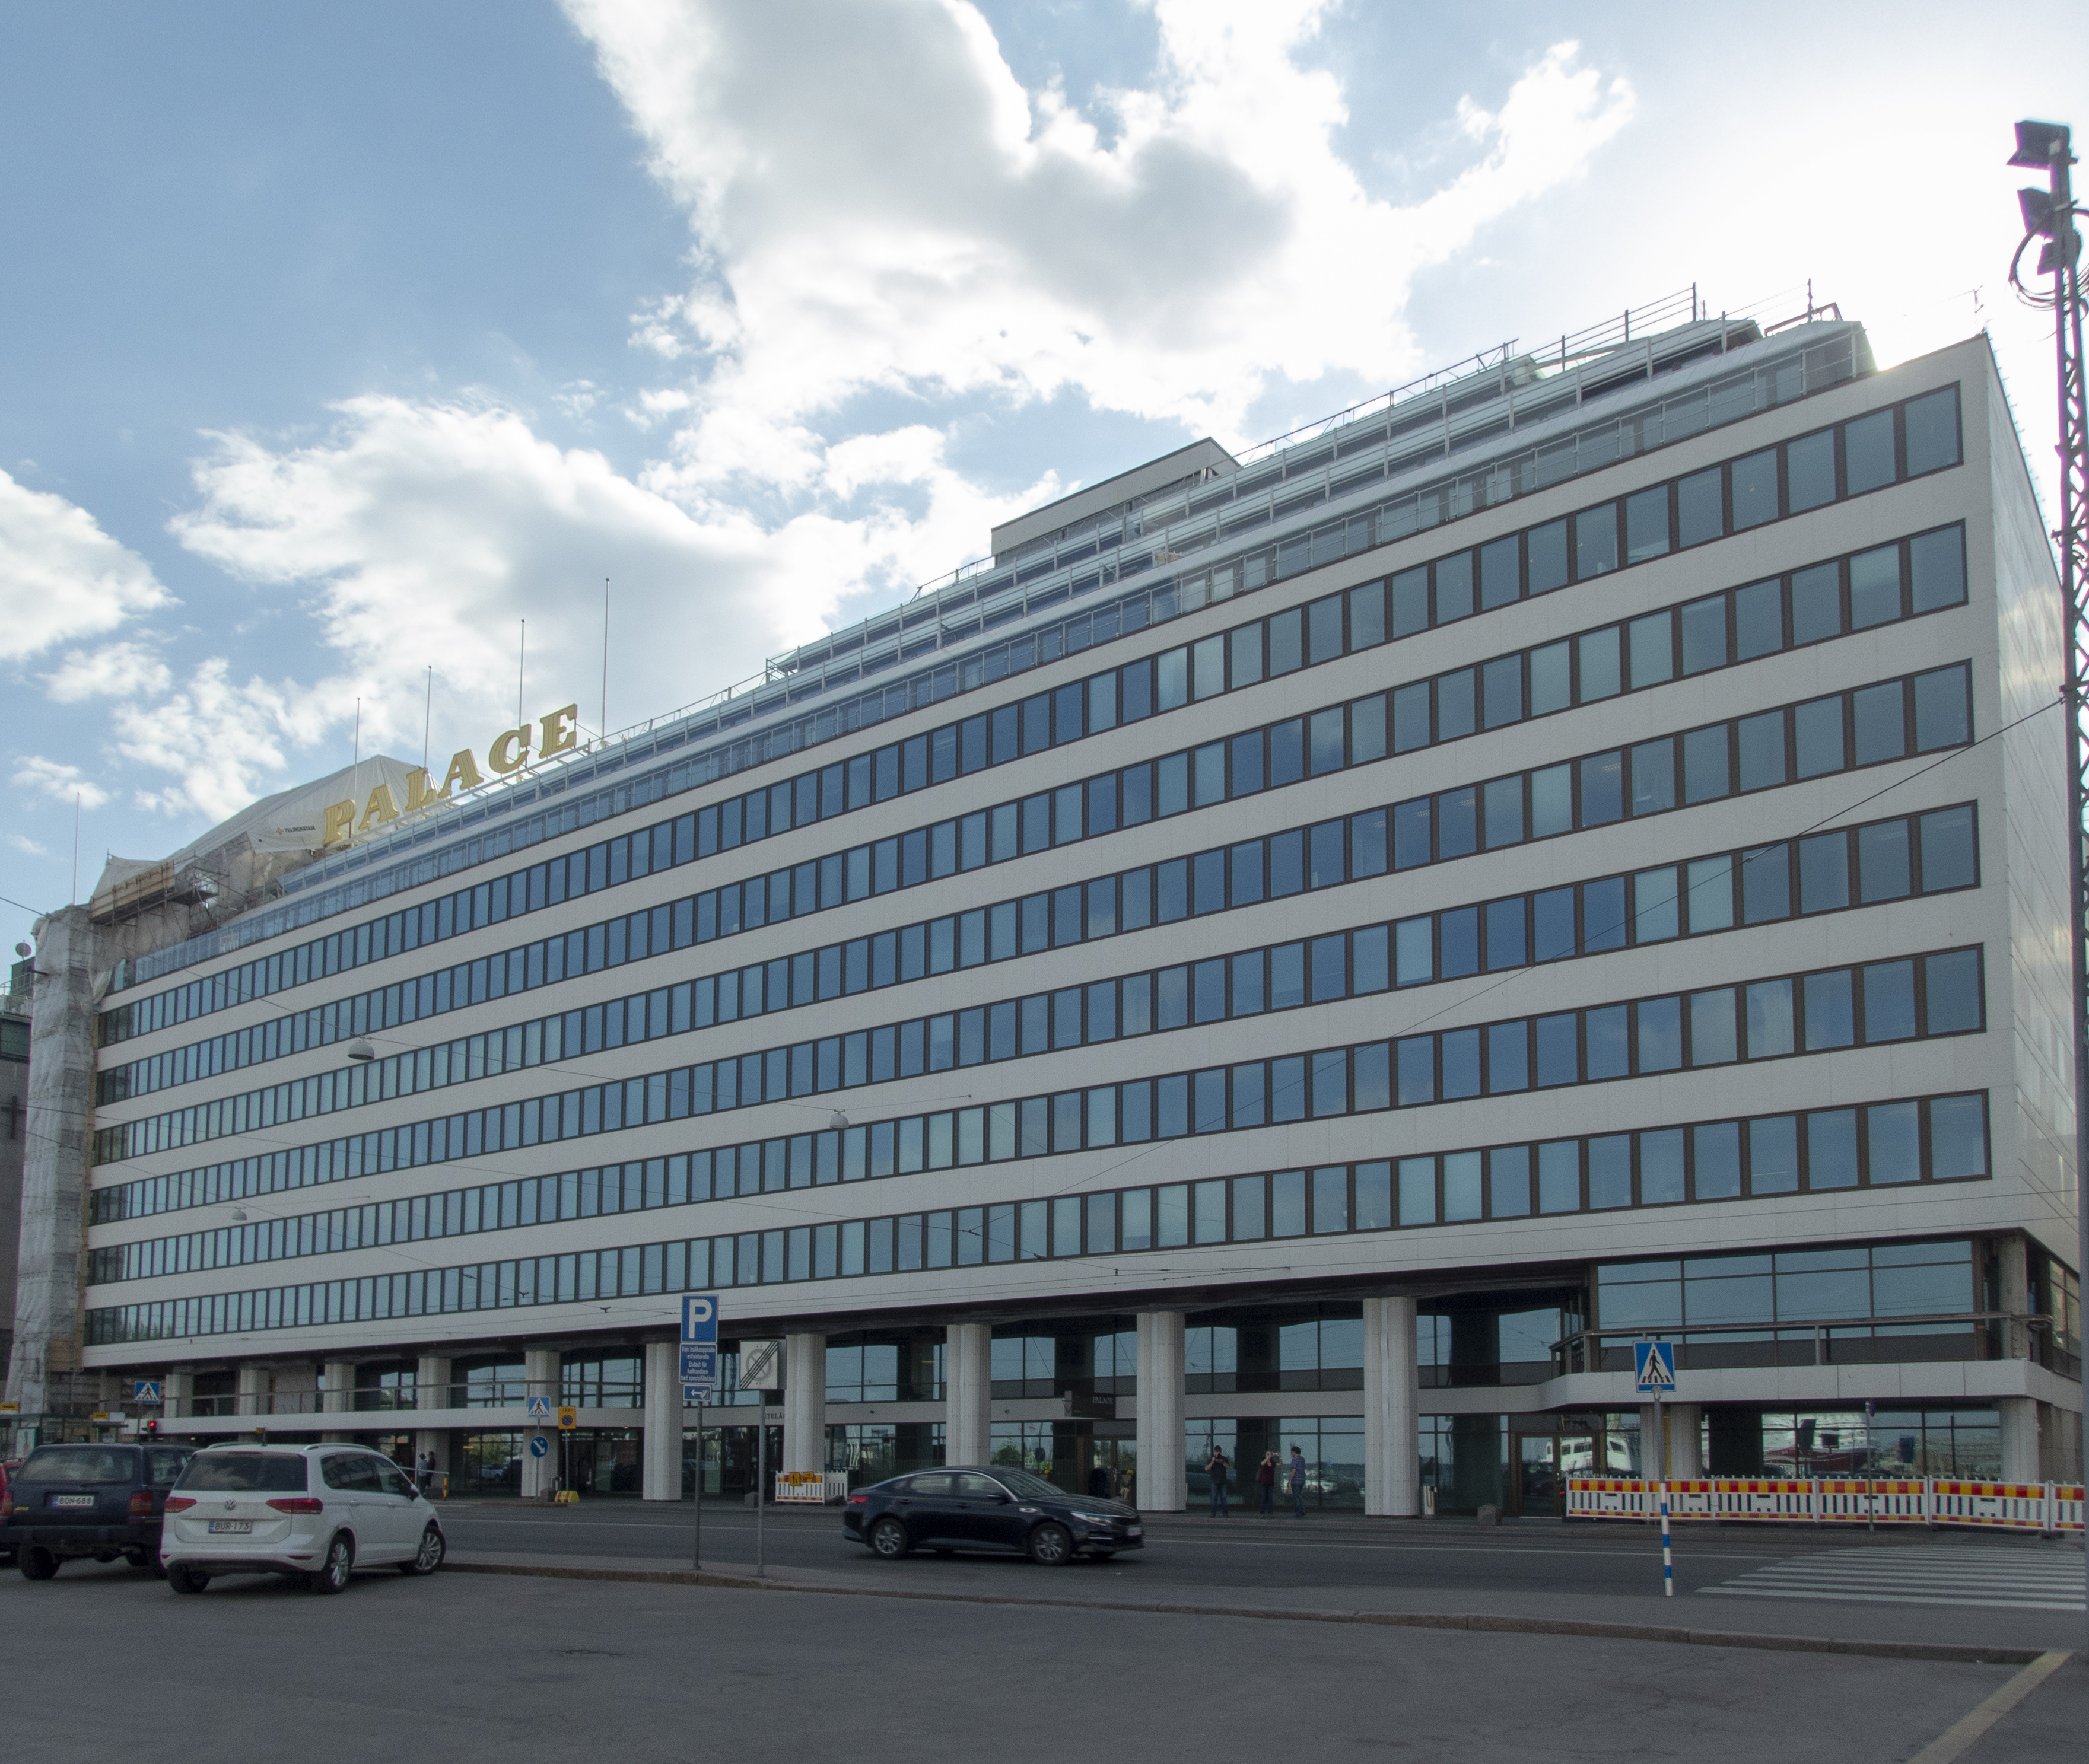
[1550,1309,2051,1377]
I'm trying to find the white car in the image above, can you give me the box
[160,1443,445,1594]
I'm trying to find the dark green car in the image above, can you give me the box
[7,1442,195,1578]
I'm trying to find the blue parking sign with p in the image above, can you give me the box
[680,1293,719,1398]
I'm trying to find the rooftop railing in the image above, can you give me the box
[122,293,1859,990]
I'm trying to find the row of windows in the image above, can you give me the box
[228,320,1872,956]
[101,520,1970,1107]
[93,649,1977,1173]
[1595,1237,1975,1333]
[101,383,1962,1045]
[80,1087,1991,1344]
[85,943,1986,1280]
[92,784,1982,1188]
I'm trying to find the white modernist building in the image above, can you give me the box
[14,298,2082,1513]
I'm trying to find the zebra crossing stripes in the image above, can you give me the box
[1703,1543,2086,1611]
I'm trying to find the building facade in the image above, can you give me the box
[18,304,2083,1512]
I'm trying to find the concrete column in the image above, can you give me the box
[322,1359,354,1409]
[1638,1403,1703,1479]
[1666,1405,1704,1479]
[521,1348,561,1499]
[1134,1310,1185,1512]
[320,1358,355,1441]
[236,1364,269,1418]
[642,1340,681,1501]
[945,1323,991,1468]
[1999,1399,2042,1483]
[784,1332,826,1478]
[163,1370,195,1421]
[1996,1234,2031,1359]
[1363,1297,1420,1517]
[414,1355,450,1485]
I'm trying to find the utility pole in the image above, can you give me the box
[2006,118,2087,1644]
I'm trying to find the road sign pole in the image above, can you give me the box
[1656,1385,1673,1597]
[756,1412,767,1578]
[692,1401,702,1572]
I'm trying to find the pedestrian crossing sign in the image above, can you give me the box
[1633,1340,1677,1393]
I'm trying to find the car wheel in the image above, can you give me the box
[398,1525,446,1577]
[868,1517,911,1559]
[1028,1522,1073,1566]
[310,1532,354,1594]
[167,1564,210,1596]
[19,1547,60,1581]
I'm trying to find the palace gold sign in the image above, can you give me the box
[320,702,581,848]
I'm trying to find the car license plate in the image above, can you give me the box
[1127,1524,1142,1536]
[208,1520,252,1534]
[52,1494,94,1508]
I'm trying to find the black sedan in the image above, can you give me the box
[843,1465,1143,1565]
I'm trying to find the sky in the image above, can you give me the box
[1,0,2084,947]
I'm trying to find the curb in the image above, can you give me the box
[441,1560,2050,1666]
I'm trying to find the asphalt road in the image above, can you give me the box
[432,1499,2089,1642]
[4,1555,2084,1764]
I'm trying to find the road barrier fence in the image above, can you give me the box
[1566,1477,2084,1531]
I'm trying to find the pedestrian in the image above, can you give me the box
[1088,1463,1112,1500]
[1288,1445,1308,1518]
[1257,1450,1277,1517]
[416,1451,434,1495]
[1206,1445,1230,1518]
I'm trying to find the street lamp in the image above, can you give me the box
[2006,117,2086,1644]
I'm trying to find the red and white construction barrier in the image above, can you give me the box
[1567,1477,2084,1531]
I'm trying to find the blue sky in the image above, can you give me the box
[2,1,2083,943]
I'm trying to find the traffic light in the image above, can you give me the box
[141,1418,159,1437]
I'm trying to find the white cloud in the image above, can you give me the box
[42,639,174,703]
[563,1,1634,480]
[7,832,49,856]
[14,755,111,810]
[111,6,1627,836]
[107,658,326,822]
[167,396,1052,777]
[0,468,173,661]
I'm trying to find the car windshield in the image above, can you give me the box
[177,1454,309,1493]
[987,1468,1069,1501]
[18,1447,133,1484]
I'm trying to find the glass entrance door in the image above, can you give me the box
[681,1424,783,1500]
[1509,1435,1562,1517]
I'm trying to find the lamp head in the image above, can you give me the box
[2009,119,2072,170]
[345,1037,376,1064]
[2020,186,2062,237]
